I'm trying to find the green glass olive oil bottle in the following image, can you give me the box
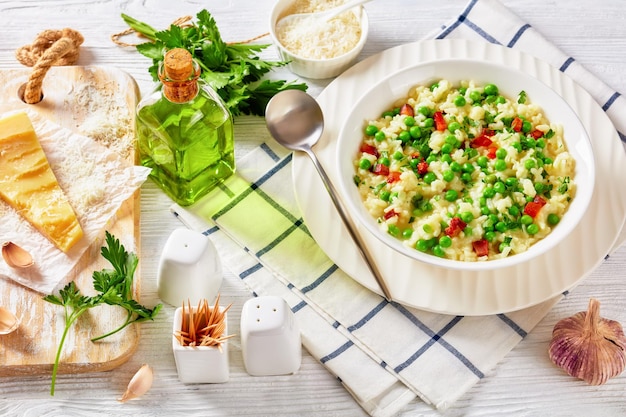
[136,48,235,206]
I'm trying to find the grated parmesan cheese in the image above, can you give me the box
[276,0,362,60]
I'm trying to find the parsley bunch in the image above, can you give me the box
[121,10,308,116]
[44,232,162,395]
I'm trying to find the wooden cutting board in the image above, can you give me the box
[0,66,141,376]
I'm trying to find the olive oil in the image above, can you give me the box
[136,48,235,206]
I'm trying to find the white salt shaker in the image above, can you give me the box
[157,228,222,307]
[240,296,302,376]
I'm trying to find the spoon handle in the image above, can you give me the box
[304,148,392,301]
[324,0,373,21]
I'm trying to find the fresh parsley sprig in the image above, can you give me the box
[43,231,162,396]
[121,9,308,116]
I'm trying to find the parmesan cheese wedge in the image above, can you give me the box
[0,112,83,252]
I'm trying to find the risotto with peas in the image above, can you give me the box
[353,79,576,261]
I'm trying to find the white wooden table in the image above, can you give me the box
[1,1,625,416]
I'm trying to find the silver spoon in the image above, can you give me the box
[265,90,392,301]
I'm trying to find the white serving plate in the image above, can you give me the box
[335,58,595,271]
[292,39,626,315]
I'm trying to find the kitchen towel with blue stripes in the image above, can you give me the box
[171,139,557,417]
[171,0,625,416]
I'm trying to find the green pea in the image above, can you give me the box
[485,174,497,184]
[485,231,496,242]
[450,161,462,172]
[404,116,416,127]
[522,121,532,133]
[498,242,509,252]
[426,155,437,164]
[409,126,422,139]
[495,221,507,233]
[483,186,496,198]
[418,106,432,117]
[433,245,446,257]
[441,154,453,164]
[454,96,467,107]
[422,224,433,234]
[548,213,560,225]
[464,226,473,236]
[494,159,507,171]
[488,214,499,223]
[524,159,536,170]
[392,151,404,160]
[505,177,518,188]
[469,90,482,102]
[365,125,378,136]
[402,229,413,239]
[460,211,474,224]
[423,118,434,128]
[379,157,390,166]
[359,158,372,170]
[536,139,546,148]
[461,173,472,183]
[494,181,506,194]
[477,156,489,168]
[483,219,495,231]
[441,143,453,154]
[424,172,437,184]
[445,135,458,145]
[508,205,520,217]
[379,190,391,201]
[520,214,533,225]
[525,137,536,148]
[481,206,491,215]
[398,130,411,143]
[526,223,539,234]
[462,163,474,173]
[374,130,386,142]
[388,225,400,236]
[416,239,429,252]
[543,157,554,165]
[439,235,452,248]
[443,170,455,182]
[448,121,461,132]
[445,189,458,202]
[512,141,522,152]
[382,110,394,118]
[496,96,506,104]
[496,148,507,159]
[484,83,499,96]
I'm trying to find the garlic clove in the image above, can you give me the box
[0,306,19,335]
[2,242,34,269]
[119,364,153,402]
[549,298,626,385]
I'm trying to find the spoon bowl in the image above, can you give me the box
[265,90,392,300]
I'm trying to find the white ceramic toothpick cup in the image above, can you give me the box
[240,296,302,376]
[172,306,229,384]
[157,228,222,307]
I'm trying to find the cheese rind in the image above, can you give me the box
[0,112,83,252]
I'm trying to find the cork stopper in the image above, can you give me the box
[163,48,194,81]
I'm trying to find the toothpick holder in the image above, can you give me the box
[157,228,222,307]
[240,296,302,376]
[172,306,229,384]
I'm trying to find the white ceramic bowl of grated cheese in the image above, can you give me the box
[335,59,595,271]
[269,0,368,79]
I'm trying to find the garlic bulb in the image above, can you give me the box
[549,298,626,385]
[119,364,153,402]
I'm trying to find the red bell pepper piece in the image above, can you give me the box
[523,195,547,218]
[383,210,398,220]
[387,171,401,183]
[417,161,429,175]
[471,134,493,148]
[360,143,379,157]
[372,164,389,176]
[511,117,523,132]
[434,111,447,132]
[400,104,414,117]
[530,129,544,139]
[472,239,490,257]
[487,146,498,159]
[444,217,467,237]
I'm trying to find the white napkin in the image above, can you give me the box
[172,0,625,415]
